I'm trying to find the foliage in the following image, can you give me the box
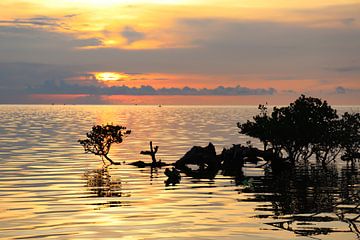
[238,95,359,164]
[339,112,360,159]
[79,124,131,165]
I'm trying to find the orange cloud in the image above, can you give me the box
[2,0,358,51]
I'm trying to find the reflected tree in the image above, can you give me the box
[83,167,132,209]
[84,167,123,197]
[238,163,360,238]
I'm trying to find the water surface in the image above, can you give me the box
[0,105,359,239]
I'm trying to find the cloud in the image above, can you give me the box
[121,26,145,44]
[0,17,359,103]
[64,14,79,18]
[291,3,360,27]
[27,80,276,96]
[341,18,356,26]
[1,17,360,76]
[0,62,75,89]
[334,86,360,94]
[0,25,102,59]
[0,62,98,94]
[0,16,61,27]
[328,66,360,73]
[335,86,346,94]
[69,18,360,78]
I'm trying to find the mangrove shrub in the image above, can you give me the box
[79,124,131,165]
[238,95,359,164]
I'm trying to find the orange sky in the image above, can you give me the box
[0,0,359,104]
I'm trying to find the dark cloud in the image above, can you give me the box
[0,62,75,90]
[27,80,276,96]
[0,16,62,28]
[121,26,145,44]
[0,62,100,96]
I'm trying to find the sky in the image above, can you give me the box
[0,0,359,105]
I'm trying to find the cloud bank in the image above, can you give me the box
[28,80,276,96]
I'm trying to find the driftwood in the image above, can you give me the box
[130,141,171,168]
[175,142,220,179]
[140,141,159,164]
[174,142,293,179]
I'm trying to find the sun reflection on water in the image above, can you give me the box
[0,105,358,239]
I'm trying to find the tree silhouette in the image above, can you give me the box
[79,124,131,165]
[340,112,360,162]
[238,95,359,165]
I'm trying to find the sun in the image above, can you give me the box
[95,72,127,82]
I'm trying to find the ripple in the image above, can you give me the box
[0,105,359,240]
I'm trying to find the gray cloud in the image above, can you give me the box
[0,17,61,27]
[121,26,145,44]
[0,62,76,90]
[72,38,103,47]
[0,25,102,59]
[28,80,276,96]
[75,19,360,77]
[335,86,346,94]
[1,17,359,76]
[0,62,100,97]
[0,16,67,31]
[334,86,360,94]
[341,18,356,26]
[327,65,360,73]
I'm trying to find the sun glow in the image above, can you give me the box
[66,0,186,7]
[95,72,127,82]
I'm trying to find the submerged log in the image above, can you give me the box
[129,160,170,168]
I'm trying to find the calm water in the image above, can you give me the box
[0,105,359,240]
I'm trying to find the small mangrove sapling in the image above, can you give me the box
[79,124,131,165]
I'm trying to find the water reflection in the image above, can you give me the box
[1,105,359,240]
[83,167,131,208]
[239,163,360,238]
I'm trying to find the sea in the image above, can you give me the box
[0,105,359,239]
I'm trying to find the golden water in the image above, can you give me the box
[0,105,359,239]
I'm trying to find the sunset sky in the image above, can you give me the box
[1,0,359,104]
